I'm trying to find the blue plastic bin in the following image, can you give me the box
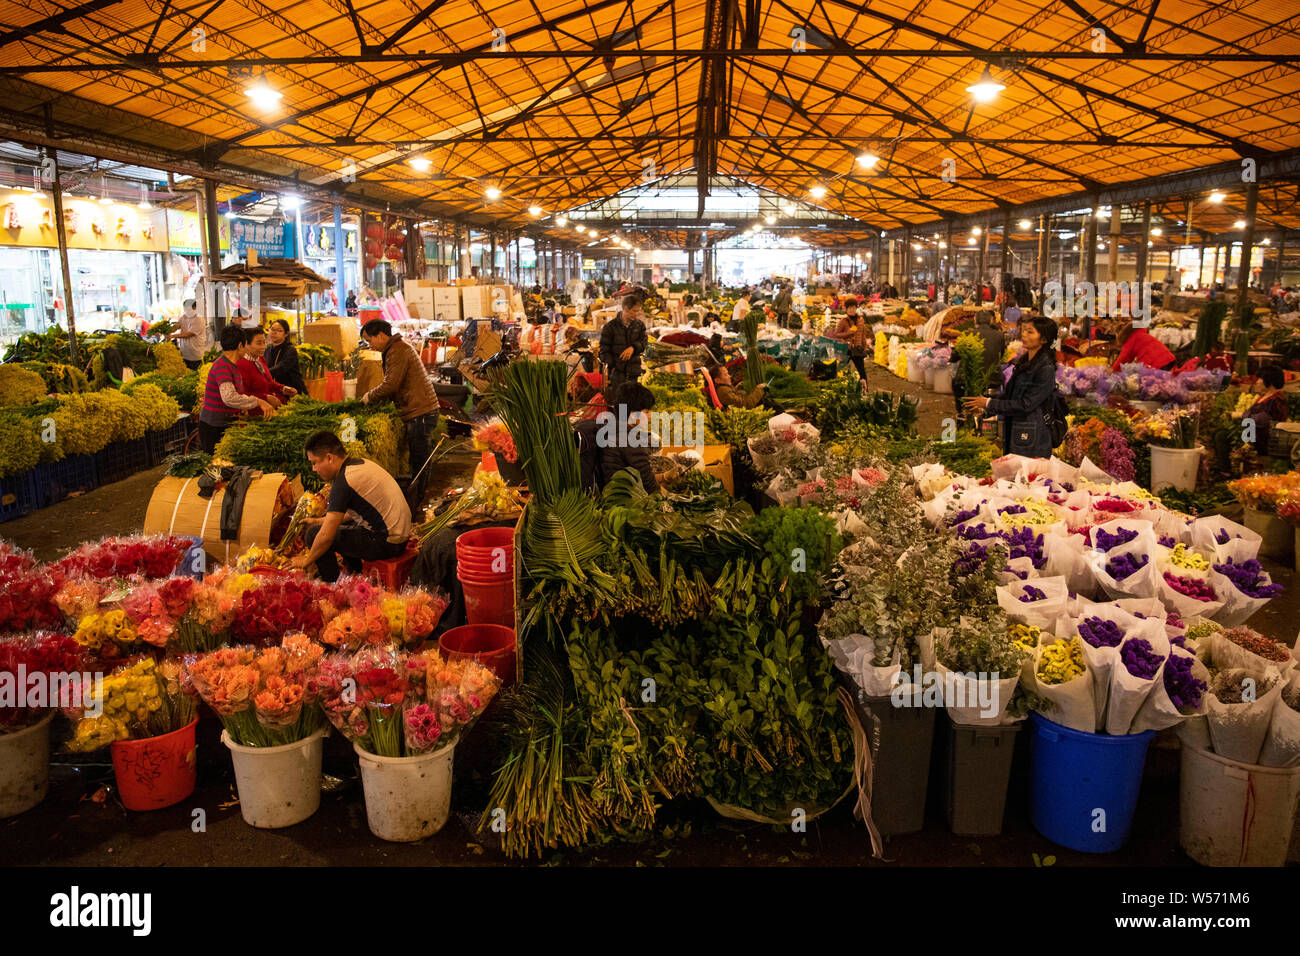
[0,470,39,523]
[1028,712,1154,853]
[35,454,99,508]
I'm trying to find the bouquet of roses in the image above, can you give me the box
[274,490,328,557]
[0,632,85,731]
[51,534,193,580]
[121,576,205,651]
[474,420,518,463]
[378,589,449,649]
[228,574,333,647]
[319,646,499,757]
[64,657,196,752]
[185,634,325,747]
[0,540,37,578]
[0,562,65,635]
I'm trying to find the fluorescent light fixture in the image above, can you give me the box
[281,195,300,210]
[408,157,432,172]
[966,66,1005,104]
[856,152,880,170]
[527,205,543,216]
[485,186,501,201]
[967,237,977,245]
[809,185,827,199]
[244,82,283,110]
[1208,192,1225,203]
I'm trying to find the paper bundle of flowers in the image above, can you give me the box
[1212,557,1284,599]
[1037,637,1086,684]
[0,563,65,635]
[1162,571,1216,602]
[0,632,84,730]
[64,657,196,752]
[185,634,325,747]
[317,645,499,757]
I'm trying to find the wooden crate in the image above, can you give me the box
[142,472,303,568]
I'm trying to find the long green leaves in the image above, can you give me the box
[491,361,581,505]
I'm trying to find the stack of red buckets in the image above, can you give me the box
[455,527,515,628]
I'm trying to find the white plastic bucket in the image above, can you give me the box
[1179,742,1300,866]
[933,366,954,394]
[343,378,358,400]
[907,352,925,383]
[923,367,936,387]
[1148,445,1201,493]
[0,712,53,818]
[355,741,456,842]
[222,728,326,828]
[1244,506,1293,561]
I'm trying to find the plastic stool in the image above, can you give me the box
[362,539,419,590]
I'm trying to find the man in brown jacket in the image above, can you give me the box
[360,318,439,509]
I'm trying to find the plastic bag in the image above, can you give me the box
[1130,646,1212,734]
[1028,637,1095,734]
[1104,625,1171,735]
[1191,516,1262,564]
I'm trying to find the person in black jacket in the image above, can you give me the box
[963,316,1059,459]
[598,288,648,395]
[265,319,309,396]
[595,382,660,492]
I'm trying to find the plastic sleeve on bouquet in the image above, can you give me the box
[1131,647,1210,734]
[1103,623,1171,735]
[1257,671,1300,768]
[1026,637,1096,734]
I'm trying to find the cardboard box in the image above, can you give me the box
[434,287,460,322]
[302,314,358,357]
[462,285,492,319]
[661,444,734,495]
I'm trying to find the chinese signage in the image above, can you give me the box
[229,218,295,259]
[0,190,167,252]
[166,209,230,255]
[303,223,354,259]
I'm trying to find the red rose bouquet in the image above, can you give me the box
[0,540,37,578]
[229,576,329,647]
[51,534,193,580]
[0,632,85,731]
[0,565,65,635]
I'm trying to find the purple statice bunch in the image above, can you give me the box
[1121,637,1165,679]
[1094,526,1139,552]
[1212,557,1285,599]
[948,506,981,527]
[1003,525,1047,569]
[1019,584,1047,602]
[999,503,1028,516]
[1169,633,1187,649]
[958,522,998,541]
[1106,551,1149,580]
[1163,653,1206,711]
[1006,567,1029,580]
[1158,534,1177,548]
[953,541,990,577]
[1099,428,1136,481]
[1078,616,1124,648]
[1177,368,1229,392]
[1213,527,1237,545]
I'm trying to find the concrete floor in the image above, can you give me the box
[3,382,1296,867]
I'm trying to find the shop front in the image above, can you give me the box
[0,188,168,342]
[165,208,231,304]
[301,220,358,312]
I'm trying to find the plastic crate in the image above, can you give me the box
[35,454,99,508]
[944,713,1021,836]
[94,437,151,485]
[0,469,39,524]
[146,417,196,465]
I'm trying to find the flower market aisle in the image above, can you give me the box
[861,361,958,440]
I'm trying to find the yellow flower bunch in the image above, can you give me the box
[381,597,406,639]
[1074,356,1109,368]
[1231,392,1254,417]
[151,341,188,378]
[998,498,1059,529]
[235,545,280,573]
[227,573,261,598]
[874,331,888,366]
[66,659,165,752]
[1010,623,1041,649]
[893,353,908,378]
[1168,544,1209,571]
[73,609,138,651]
[1037,637,1086,685]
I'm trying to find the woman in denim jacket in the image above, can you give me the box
[963,316,1059,459]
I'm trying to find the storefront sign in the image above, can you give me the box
[0,190,167,252]
[166,209,230,255]
[304,222,353,259]
[583,258,596,269]
[229,217,295,259]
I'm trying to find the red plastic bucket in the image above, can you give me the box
[456,552,514,573]
[456,567,512,586]
[324,370,344,403]
[456,527,514,555]
[110,718,198,811]
[457,574,514,628]
[439,624,516,687]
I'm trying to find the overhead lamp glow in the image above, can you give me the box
[1072,244,1079,251]
[556,216,567,227]
[1208,192,1225,203]
[753,224,763,233]
[1150,227,1162,236]
[281,195,300,210]
[938,241,947,249]
[765,215,775,225]
[576,225,585,233]
[781,203,796,214]
[1095,207,1110,219]
[408,157,432,172]
[971,225,982,236]
[1018,219,1032,230]
[1262,237,1271,245]
[244,82,283,110]
[484,186,501,201]
[809,185,827,199]
[966,66,1005,104]
[1233,220,1246,229]
[911,243,920,250]
[527,205,543,216]
[856,152,880,170]
[967,237,977,245]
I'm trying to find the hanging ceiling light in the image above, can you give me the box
[967,237,977,245]
[281,195,300,210]
[765,215,775,225]
[856,152,880,170]
[1233,220,1246,229]
[1018,219,1032,230]
[809,185,827,199]
[225,206,236,219]
[1095,207,1110,219]
[484,186,501,201]
[781,202,796,214]
[408,157,432,172]
[556,216,567,227]
[1261,237,1271,245]
[971,225,982,236]
[966,66,1006,104]
[1208,192,1225,203]
[527,205,543,217]
[244,81,283,111]
[1150,227,1163,236]
[576,225,586,233]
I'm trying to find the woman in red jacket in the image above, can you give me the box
[1111,323,1176,371]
